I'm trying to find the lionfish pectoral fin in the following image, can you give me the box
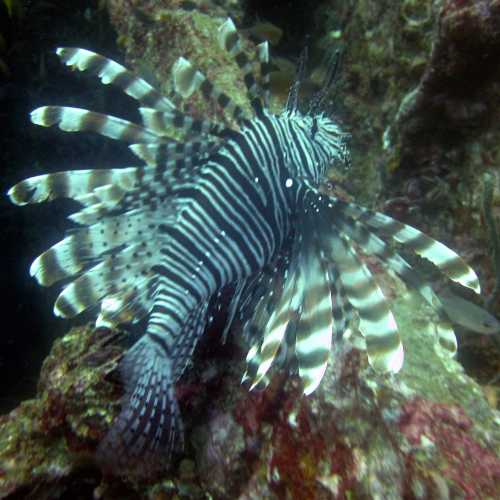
[339,200,481,294]
[293,228,335,395]
[238,248,298,390]
[331,201,474,358]
[251,264,301,387]
[324,227,404,375]
[97,336,182,475]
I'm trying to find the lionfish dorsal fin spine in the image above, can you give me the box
[218,17,268,114]
[56,47,175,111]
[129,139,217,166]
[138,107,226,138]
[172,56,249,124]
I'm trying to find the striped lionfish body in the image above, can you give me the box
[8,18,480,473]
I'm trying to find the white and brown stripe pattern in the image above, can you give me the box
[172,56,249,123]
[257,41,271,108]
[129,139,217,167]
[218,17,267,112]
[29,208,157,286]
[294,244,334,395]
[339,200,481,294]
[326,229,404,374]
[138,107,225,138]
[248,260,301,390]
[31,106,161,143]
[334,210,459,354]
[96,281,152,329]
[56,47,175,111]
[54,242,155,318]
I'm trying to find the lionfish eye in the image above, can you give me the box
[311,118,318,139]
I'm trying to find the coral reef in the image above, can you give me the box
[396,0,500,171]
[316,0,500,396]
[1,294,499,498]
[314,0,500,261]
[0,326,121,498]
[313,0,439,204]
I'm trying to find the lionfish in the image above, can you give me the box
[8,18,480,472]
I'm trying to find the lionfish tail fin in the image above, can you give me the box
[97,336,182,476]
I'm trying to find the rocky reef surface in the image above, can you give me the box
[1,292,499,498]
[2,0,500,498]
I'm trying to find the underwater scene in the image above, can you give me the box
[1,0,500,498]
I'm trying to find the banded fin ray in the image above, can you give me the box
[256,41,271,108]
[54,242,157,318]
[56,47,175,111]
[129,139,218,166]
[96,276,154,328]
[8,166,140,206]
[243,224,338,395]
[8,162,183,210]
[338,200,481,294]
[31,106,162,143]
[30,209,158,287]
[172,56,249,123]
[294,236,334,395]
[240,252,292,390]
[325,230,404,374]
[248,252,301,390]
[139,107,226,138]
[218,18,267,113]
[334,211,458,354]
[329,265,355,341]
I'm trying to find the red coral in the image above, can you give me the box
[267,390,357,499]
[400,398,500,498]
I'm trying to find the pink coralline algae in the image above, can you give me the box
[400,398,500,499]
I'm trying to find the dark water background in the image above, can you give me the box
[0,0,124,412]
[0,0,320,413]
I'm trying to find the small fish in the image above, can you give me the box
[439,291,500,335]
[241,20,283,47]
